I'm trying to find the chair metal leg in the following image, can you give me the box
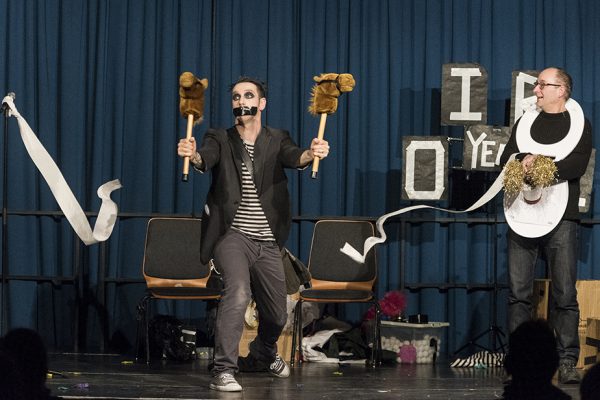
[134,294,152,364]
[367,300,380,368]
[374,301,382,366]
[144,297,153,364]
[290,299,303,367]
[135,296,145,362]
[134,305,141,362]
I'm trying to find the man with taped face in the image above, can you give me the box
[177,77,330,392]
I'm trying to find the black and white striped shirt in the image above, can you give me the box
[231,141,275,241]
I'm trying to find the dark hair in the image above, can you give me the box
[504,319,559,383]
[229,76,267,99]
[553,67,572,99]
[0,347,24,400]
[0,328,49,393]
[580,362,600,400]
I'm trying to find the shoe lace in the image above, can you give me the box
[560,360,576,369]
[220,373,237,384]
[270,355,285,371]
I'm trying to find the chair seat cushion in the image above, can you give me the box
[149,287,221,298]
[300,289,374,301]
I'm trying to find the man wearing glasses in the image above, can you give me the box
[500,67,592,384]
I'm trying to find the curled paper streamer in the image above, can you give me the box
[340,157,517,263]
[2,95,121,245]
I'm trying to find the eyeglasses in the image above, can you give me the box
[533,80,562,89]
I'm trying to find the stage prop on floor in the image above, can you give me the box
[178,71,208,182]
[308,72,355,178]
[379,321,450,365]
[1,94,121,245]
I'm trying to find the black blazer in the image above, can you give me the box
[196,126,307,263]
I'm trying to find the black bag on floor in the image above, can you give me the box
[148,315,196,362]
[320,328,368,360]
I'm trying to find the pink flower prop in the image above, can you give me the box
[363,290,407,321]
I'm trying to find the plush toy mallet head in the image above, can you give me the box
[179,72,208,182]
[308,72,355,115]
[179,72,208,125]
[307,72,356,179]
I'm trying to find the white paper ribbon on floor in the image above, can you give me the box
[2,95,121,245]
[340,162,511,264]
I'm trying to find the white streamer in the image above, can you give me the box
[341,163,511,263]
[2,95,121,245]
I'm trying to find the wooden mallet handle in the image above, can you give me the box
[311,113,328,179]
[182,114,194,182]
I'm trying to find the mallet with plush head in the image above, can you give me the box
[179,72,208,182]
[308,73,355,178]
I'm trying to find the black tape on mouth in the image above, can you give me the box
[233,106,258,117]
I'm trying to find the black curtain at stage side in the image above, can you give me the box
[1,0,600,354]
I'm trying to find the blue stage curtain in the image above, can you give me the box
[1,0,600,353]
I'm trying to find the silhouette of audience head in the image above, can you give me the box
[580,362,600,400]
[0,347,25,400]
[505,319,559,383]
[503,319,571,400]
[0,328,54,399]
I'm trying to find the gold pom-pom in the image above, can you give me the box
[503,160,525,195]
[528,156,558,188]
[502,156,557,195]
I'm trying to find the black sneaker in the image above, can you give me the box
[269,354,290,378]
[558,360,580,384]
[238,353,269,372]
[209,372,242,392]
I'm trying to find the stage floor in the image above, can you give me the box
[46,353,582,399]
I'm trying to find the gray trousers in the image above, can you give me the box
[507,220,580,362]
[212,229,287,375]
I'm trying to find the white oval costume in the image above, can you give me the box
[503,98,585,238]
